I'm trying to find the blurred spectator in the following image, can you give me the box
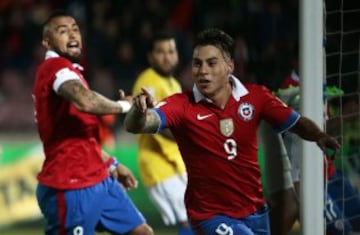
[111,39,140,95]
[1,0,355,133]
[0,69,35,131]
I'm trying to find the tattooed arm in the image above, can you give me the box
[124,87,160,134]
[58,80,131,114]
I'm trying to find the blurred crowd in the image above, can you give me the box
[0,0,357,133]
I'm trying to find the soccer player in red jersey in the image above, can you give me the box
[124,28,340,235]
[32,10,153,235]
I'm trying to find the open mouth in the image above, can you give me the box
[67,41,80,51]
[198,78,210,84]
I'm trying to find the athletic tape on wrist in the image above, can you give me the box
[117,101,131,113]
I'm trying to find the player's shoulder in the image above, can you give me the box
[45,56,72,66]
[40,57,73,72]
[244,83,272,94]
[133,68,162,94]
[134,68,159,88]
[162,90,191,104]
[137,68,158,81]
[37,57,74,78]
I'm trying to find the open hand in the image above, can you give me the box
[316,134,341,159]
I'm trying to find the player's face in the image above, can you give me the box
[148,39,178,77]
[42,16,82,62]
[192,45,233,98]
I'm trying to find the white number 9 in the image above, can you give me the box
[73,226,84,235]
[216,223,234,235]
[224,138,237,160]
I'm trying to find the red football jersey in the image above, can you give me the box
[155,77,300,220]
[33,52,108,189]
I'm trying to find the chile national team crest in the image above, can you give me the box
[238,102,255,121]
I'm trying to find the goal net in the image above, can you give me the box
[324,0,360,232]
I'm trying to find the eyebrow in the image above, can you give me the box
[193,56,219,62]
[55,25,67,30]
[55,23,78,31]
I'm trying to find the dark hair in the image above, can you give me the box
[146,30,176,53]
[193,28,234,59]
[42,9,74,35]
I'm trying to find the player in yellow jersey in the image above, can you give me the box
[132,31,194,235]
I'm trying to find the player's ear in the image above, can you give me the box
[42,38,50,49]
[228,60,234,74]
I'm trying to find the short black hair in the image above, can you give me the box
[147,30,176,53]
[193,28,234,60]
[42,9,74,36]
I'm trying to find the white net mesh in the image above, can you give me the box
[324,0,360,233]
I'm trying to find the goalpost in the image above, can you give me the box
[299,0,325,234]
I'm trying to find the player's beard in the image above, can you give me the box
[152,64,176,78]
[55,49,82,63]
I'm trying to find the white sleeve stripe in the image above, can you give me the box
[53,68,81,93]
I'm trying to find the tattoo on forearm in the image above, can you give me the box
[143,111,160,133]
[58,80,121,114]
[125,108,160,133]
[58,80,84,101]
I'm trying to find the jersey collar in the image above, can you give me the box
[44,50,84,71]
[193,74,249,103]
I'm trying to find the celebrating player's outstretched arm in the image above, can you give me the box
[125,87,159,133]
[290,116,341,157]
[58,80,132,114]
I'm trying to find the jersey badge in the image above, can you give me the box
[238,102,254,121]
[219,118,234,137]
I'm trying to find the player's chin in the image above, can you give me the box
[67,53,82,63]
[196,82,211,90]
[197,85,213,97]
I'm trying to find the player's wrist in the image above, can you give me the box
[108,157,119,172]
[117,100,131,113]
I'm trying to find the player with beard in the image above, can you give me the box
[131,31,194,235]
[33,10,153,235]
[124,28,340,235]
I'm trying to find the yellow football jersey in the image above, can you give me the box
[132,68,186,186]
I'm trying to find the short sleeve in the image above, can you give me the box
[154,94,186,132]
[53,67,81,93]
[261,86,300,133]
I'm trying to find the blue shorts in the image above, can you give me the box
[325,170,360,234]
[36,176,145,235]
[325,193,352,235]
[195,204,270,235]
